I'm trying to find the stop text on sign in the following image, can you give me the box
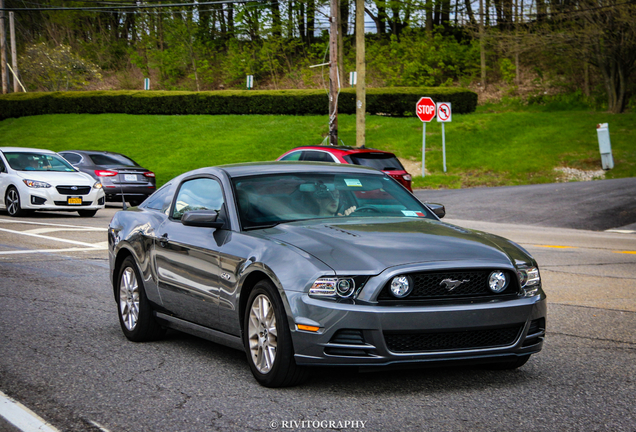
[416,97,436,122]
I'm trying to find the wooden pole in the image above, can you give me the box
[329,0,339,146]
[355,0,365,147]
[10,11,17,93]
[0,0,8,94]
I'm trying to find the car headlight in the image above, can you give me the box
[93,181,103,189]
[517,266,541,297]
[309,277,360,298]
[23,179,51,188]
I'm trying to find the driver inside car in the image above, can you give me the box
[313,185,356,217]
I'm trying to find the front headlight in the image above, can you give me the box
[309,276,362,298]
[23,179,51,188]
[93,181,103,189]
[517,266,541,297]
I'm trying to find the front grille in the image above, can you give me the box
[54,201,93,206]
[56,186,91,195]
[378,270,518,301]
[384,325,523,353]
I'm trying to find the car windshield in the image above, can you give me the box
[232,172,434,230]
[89,153,140,167]
[4,152,76,172]
[345,153,405,171]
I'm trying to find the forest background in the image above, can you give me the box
[4,0,635,113]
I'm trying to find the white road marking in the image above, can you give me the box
[25,227,104,235]
[0,218,108,231]
[0,247,108,256]
[0,390,60,432]
[0,227,101,248]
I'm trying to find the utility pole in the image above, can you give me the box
[10,11,17,93]
[329,0,339,146]
[0,0,8,94]
[355,0,365,147]
[479,0,486,90]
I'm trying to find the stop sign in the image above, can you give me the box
[416,97,436,122]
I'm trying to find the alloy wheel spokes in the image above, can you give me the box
[248,294,278,374]
[7,190,18,214]
[119,267,139,331]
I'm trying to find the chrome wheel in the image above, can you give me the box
[119,267,140,331]
[6,188,21,216]
[248,294,278,374]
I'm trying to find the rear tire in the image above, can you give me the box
[116,256,165,342]
[243,280,309,387]
[78,210,97,217]
[5,187,25,217]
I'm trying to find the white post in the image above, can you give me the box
[442,122,447,172]
[422,123,426,177]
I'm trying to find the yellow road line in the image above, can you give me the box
[613,250,636,255]
[534,245,577,249]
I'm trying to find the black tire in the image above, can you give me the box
[486,355,531,370]
[116,256,166,342]
[5,187,26,217]
[78,210,98,217]
[243,280,309,387]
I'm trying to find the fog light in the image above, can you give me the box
[488,271,508,293]
[390,275,412,298]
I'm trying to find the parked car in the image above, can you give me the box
[109,162,546,387]
[59,150,156,207]
[0,147,105,217]
[277,145,413,191]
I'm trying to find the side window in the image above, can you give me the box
[279,151,301,161]
[143,183,174,215]
[301,151,336,163]
[0,158,6,173]
[60,152,82,165]
[172,178,224,221]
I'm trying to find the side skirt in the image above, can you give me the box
[155,312,245,352]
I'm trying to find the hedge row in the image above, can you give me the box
[0,87,477,120]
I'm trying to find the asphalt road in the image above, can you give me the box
[413,176,636,231]
[1,178,635,432]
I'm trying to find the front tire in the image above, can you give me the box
[5,187,26,217]
[244,280,309,387]
[116,256,165,342]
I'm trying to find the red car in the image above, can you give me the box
[277,146,413,191]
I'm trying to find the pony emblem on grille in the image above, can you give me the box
[440,278,470,291]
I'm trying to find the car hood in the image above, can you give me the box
[16,171,95,185]
[259,218,528,273]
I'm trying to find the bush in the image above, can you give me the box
[0,88,477,120]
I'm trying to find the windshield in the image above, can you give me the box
[89,153,140,167]
[345,153,405,171]
[4,152,76,172]
[232,172,434,230]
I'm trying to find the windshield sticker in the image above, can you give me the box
[402,210,427,217]
[344,179,363,187]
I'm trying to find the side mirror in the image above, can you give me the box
[425,202,446,219]
[181,210,225,228]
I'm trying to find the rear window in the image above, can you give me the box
[345,153,405,171]
[89,153,140,167]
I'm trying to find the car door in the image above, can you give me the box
[154,176,227,329]
[0,155,9,205]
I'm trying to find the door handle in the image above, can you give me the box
[159,233,169,248]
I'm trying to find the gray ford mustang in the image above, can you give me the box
[108,162,546,387]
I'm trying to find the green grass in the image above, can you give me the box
[0,109,634,189]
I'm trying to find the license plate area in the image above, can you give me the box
[124,174,137,182]
[67,196,83,205]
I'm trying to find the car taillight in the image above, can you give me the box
[143,172,155,178]
[403,174,412,181]
[95,170,117,177]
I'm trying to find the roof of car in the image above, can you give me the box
[178,161,382,180]
[60,150,122,156]
[282,145,396,155]
[0,147,57,154]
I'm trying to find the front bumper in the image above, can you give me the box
[21,186,105,211]
[288,292,546,366]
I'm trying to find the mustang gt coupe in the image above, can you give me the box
[108,162,546,387]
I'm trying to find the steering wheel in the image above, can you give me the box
[352,205,381,214]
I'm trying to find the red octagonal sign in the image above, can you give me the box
[416,97,436,122]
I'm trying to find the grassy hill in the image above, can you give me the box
[0,107,634,189]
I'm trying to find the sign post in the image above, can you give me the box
[416,97,436,177]
[436,102,452,172]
